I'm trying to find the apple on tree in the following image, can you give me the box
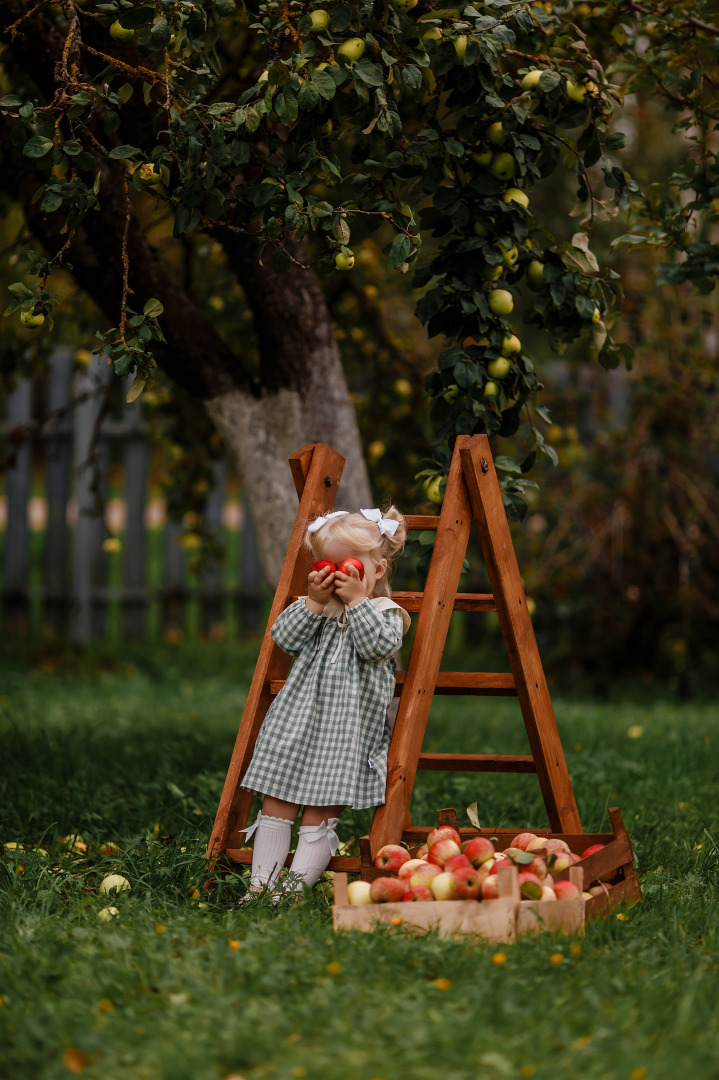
[309,9,331,32]
[335,251,355,270]
[483,381,500,400]
[487,357,512,380]
[392,0,419,10]
[503,188,529,209]
[454,35,468,62]
[487,122,507,146]
[109,20,135,41]
[489,153,516,181]
[526,259,545,289]
[500,333,521,356]
[20,310,45,329]
[520,68,543,90]
[488,289,514,315]
[337,38,365,63]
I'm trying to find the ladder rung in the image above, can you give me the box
[288,592,497,612]
[269,671,517,696]
[395,671,517,695]
[418,753,536,773]
[224,848,362,872]
[392,591,496,612]
[404,515,441,531]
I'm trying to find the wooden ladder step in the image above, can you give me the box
[289,591,496,612]
[269,671,517,696]
[418,753,536,773]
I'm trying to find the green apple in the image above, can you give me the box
[500,333,522,356]
[393,0,419,10]
[496,239,519,267]
[488,289,514,315]
[20,310,45,329]
[454,35,468,62]
[473,220,489,238]
[591,305,601,323]
[483,381,500,399]
[481,263,503,283]
[424,476,444,504]
[503,187,529,209]
[526,259,545,288]
[335,251,355,270]
[337,37,366,62]
[489,153,516,180]
[443,384,461,403]
[487,122,507,146]
[520,69,543,90]
[487,357,512,379]
[422,27,442,40]
[109,20,135,41]
[99,874,130,895]
[473,148,493,168]
[565,79,586,103]
[309,9,331,31]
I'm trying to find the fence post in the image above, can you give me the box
[2,375,33,635]
[43,348,74,636]
[239,495,262,636]
[73,361,111,641]
[201,456,228,637]
[162,517,186,639]
[121,386,149,638]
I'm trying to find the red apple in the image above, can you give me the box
[430,871,457,901]
[581,844,606,859]
[414,843,429,860]
[338,557,364,579]
[540,885,557,901]
[588,884,609,897]
[544,838,571,855]
[481,875,500,900]
[410,862,442,888]
[311,559,337,574]
[373,845,411,872]
[511,832,538,851]
[526,836,548,853]
[402,885,435,902]
[570,852,581,864]
[547,852,572,873]
[444,853,472,873]
[462,836,495,867]
[397,858,427,880]
[427,838,462,867]
[426,826,462,848]
[487,857,512,876]
[554,880,581,901]
[451,865,484,900]
[369,876,408,903]
[518,872,544,900]
[525,855,548,880]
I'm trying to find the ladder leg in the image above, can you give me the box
[460,437,582,833]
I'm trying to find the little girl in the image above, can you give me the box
[239,506,410,898]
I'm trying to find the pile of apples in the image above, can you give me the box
[347,827,606,905]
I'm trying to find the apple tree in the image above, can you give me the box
[0,0,684,578]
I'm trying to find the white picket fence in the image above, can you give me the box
[0,349,264,640]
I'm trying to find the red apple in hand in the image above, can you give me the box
[373,845,411,872]
[338,557,364,579]
[311,560,337,574]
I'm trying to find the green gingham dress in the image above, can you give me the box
[240,595,410,809]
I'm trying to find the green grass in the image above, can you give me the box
[0,640,718,1080]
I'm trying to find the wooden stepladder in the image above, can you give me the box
[208,433,587,877]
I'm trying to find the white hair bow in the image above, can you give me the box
[360,508,399,537]
[307,510,349,533]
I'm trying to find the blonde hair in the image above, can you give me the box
[303,506,407,598]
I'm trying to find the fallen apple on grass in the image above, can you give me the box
[373,844,411,872]
[99,874,130,895]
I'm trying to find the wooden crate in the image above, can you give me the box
[333,865,519,942]
[333,865,586,941]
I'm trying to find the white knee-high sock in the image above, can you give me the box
[242,812,292,889]
[287,818,340,890]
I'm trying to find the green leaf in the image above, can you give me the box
[143,298,164,319]
[311,70,336,100]
[41,191,63,214]
[0,94,22,107]
[388,233,411,269]
[401,66,422,90]
[62,140,83,156]
[275,90,299,126]
[298,81,320,111]
[23,136,54,159]
[108,145,142,159]
[494,455,522,475]
[8,282,34,300]
[126,375,146,403]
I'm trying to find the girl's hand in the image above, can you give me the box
[307,565,336,609]
[333,564,367,608]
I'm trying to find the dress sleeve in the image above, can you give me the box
[270,598,323,656]
[346,598,405,661]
